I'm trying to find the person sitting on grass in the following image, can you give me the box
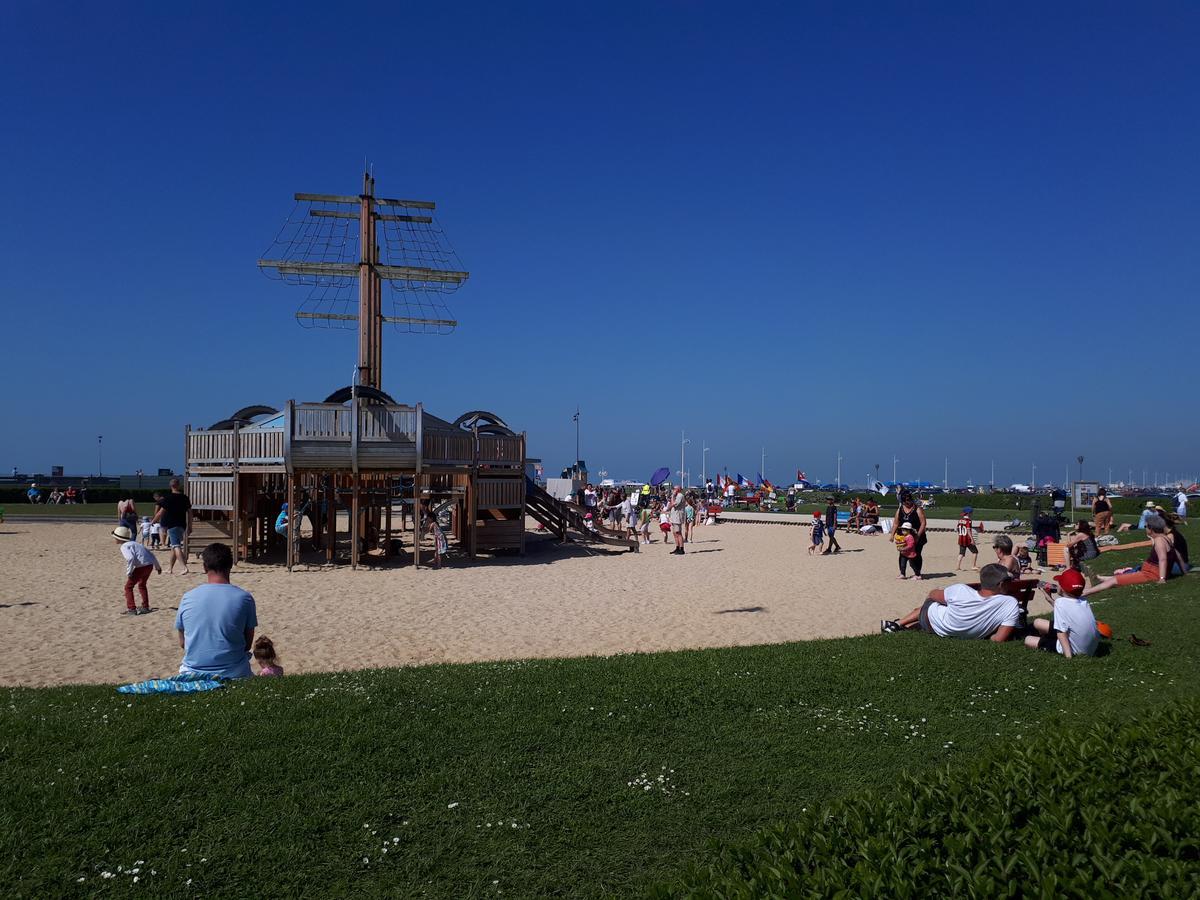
[1024,569,1099,659]
[175,543,257,679]
[1063,520,1100,569]
[253,635,284,676]
[1117,501,1163,532]
[1083,516,1187,596]
[1014,545,1040,574]
[882,563,1020,642]
[991,534,1022,577]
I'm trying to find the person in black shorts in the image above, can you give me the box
[822,497,841,554]
[151,478,193,575]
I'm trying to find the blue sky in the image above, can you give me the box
[2,2,1197,487]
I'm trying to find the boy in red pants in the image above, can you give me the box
[113,525,161,615]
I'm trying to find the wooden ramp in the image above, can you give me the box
[525,479,638,552]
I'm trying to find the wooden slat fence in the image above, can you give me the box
[476,478,525,508]
[188,476,234,510]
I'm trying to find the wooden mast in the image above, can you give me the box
[357,173,380,390]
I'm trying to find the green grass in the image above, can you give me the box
[2,502,129,519]
[654,700,1200,897]
[1,528,1196,897]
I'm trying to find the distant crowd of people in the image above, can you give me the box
[25,482,88,504]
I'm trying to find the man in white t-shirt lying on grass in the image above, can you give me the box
[882,563,1020,642]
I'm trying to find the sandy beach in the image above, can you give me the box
[0,519,1016,687]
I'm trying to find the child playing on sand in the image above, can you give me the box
[809,511,825,555]
[638,504,654,545]
[253,636,284,676]
[955,506,983,570]
[658,506,672,543]
[113,525,161,615]
[140,516,154,546]
[896,522,918,578]
[427,514,448,568]
[1023,569,1100,659]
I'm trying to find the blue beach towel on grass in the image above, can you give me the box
[117,673,227,694]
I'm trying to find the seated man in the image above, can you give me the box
[882,563,1020,642]
[175,543,258,679]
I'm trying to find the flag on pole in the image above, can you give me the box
[738,473,751,489]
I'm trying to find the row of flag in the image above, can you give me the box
[714,473,778,492]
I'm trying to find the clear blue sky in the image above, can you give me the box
[2,2,1197,488]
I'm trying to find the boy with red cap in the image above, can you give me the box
[1023,569,1100,659]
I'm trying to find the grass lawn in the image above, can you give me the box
[2,503,127,519]
[1,527,1196,897]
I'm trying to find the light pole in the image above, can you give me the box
[97,435,103,476]
[572,407,580,465]
[874,463,880,488]
[702,442,710,485]
[990,459,995,490]
[836,452,842,490]
[944,457,948,491]
[1032,462,1037,489]
[1077,455,1084,483]
[892,456,898,487]
[761,447,766,483]
[681,431,690,489]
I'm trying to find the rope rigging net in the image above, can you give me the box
[260,191,467,335]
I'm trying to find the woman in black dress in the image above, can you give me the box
[892,492,928,578]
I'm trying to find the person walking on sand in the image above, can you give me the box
[113,524,161,615]
[956,506,983,571]
[151,478,193,575]
[668,486,687,555]
[892,492,928,578]
[822,497,842,554]
[1091,487,1114,535]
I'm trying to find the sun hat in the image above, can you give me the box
[900,522,914,530]
[1145,501,1156,509]
[1054,569,1086,593]
[112,526,134,541]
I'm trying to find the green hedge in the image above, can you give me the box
[652,700,1200,898]
[0,488,162,504]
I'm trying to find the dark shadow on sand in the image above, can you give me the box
[715,606,766,614]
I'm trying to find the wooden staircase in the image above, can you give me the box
[525,479,638,552]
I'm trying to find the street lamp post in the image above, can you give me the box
[702,442,710,485]
[97,435,103,477]
[892,456,898,488]
[836,452,842,490]
[681,431,690,489]
[572,407,580,466]
[1077,455,1085,482]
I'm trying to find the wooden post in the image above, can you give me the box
[385,474,393,556]
[231,423,241,565]
[326,475,336,564]
[356,172,380,390]
[286,473,296,572]
[413,473,421,569]
[351,470,360,569]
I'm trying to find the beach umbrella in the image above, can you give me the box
[649,467,670,486]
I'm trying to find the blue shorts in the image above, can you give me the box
[168,526,186,548]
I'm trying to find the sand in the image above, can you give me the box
[0,520,1017,687]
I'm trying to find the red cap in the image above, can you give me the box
[1054,569,1086,593]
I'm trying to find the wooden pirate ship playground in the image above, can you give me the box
[184,174,635,568]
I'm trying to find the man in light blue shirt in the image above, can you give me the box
[175,543,257,678]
